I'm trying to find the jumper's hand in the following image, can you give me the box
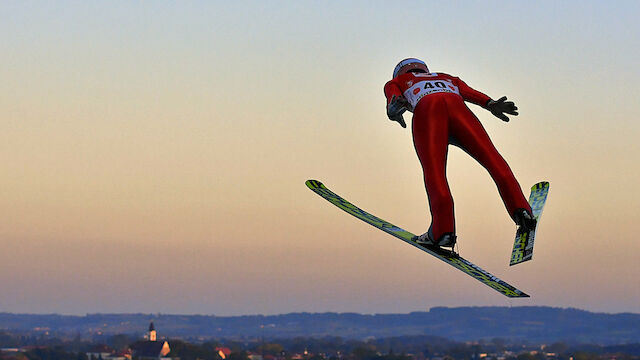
[387,95,408,128]
[487,96,518,122]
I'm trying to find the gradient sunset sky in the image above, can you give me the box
[2,1,640,315]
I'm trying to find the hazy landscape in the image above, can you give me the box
[1,307,638,345]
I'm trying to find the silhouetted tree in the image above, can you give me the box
[167,339,215,360]
[572,352,600,360]
[107,334,132,351]
[24,346,72,360]
[545,342,568,355]
[228,350,249,360]
[352,345,377,360]
[255,343,284,356]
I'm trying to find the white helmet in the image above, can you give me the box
[393,58,429,78]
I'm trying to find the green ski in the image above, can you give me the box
[306,180,529,298]
[510,182,550,266]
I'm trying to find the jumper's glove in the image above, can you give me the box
[387,95,408,128]
[486,96,518,122]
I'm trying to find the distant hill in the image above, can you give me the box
[0,306,638,345]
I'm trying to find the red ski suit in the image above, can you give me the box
[384,72,531,240]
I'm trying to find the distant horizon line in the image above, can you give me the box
[2,305,638,317]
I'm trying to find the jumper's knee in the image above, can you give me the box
[428,188,454,213]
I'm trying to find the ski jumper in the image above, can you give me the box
[384,72,532,241]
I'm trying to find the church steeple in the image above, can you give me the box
[148,321,157,341]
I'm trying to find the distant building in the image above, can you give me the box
[87,344,114,360]
[149,321,157,342]
[217,347,232,359]
[110,349,133,360]
[130,321,171,360]
[86,344,133,360]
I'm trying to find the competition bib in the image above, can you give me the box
[403,79,460,110]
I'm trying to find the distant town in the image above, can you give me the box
[0,307,639,360]
[1,320,639,360]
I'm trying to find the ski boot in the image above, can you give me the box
[414,230,457,253]
[513,208,537,233]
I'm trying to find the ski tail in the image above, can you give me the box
[510,181,550,266]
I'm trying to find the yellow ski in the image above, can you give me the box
[510,182,550,266]
[306,180,529,298]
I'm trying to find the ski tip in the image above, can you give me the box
[532,181,550,191]
[305,179,325,190]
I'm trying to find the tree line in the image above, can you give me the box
[1,331,639,360]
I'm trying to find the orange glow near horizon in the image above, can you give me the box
[1,1,639,315]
